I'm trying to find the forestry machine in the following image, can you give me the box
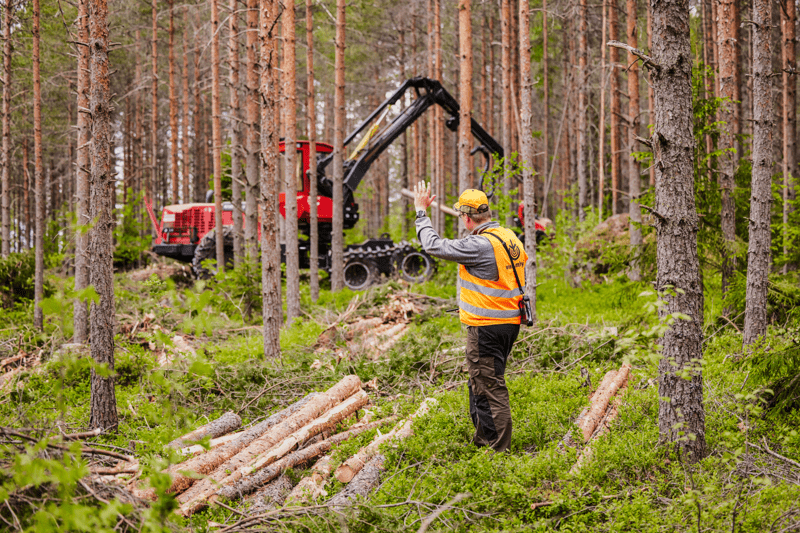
[149,77,513,290]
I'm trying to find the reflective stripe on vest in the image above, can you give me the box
[458,227,528,326]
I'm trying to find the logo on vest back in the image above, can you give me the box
[508,241,521,261]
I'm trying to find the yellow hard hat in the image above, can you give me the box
[453,189,490,215]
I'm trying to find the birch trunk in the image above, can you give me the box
[520,0,536,320]
[743,0,773,346]
[651,0,707,462]
[0,0,10,258]
[73,0,90,343]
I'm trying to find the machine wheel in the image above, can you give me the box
[192,227,233,279]
[396,250,436,284]
[343,258,380,291]
[535,229,548,245]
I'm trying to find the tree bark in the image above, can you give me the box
[169,0,178,204]
[307,0,319,302]
[23,135,30,249]
[32,0,43,330]
[520,0,536,320]
[73,0,90,343]
[327,454,385,507]
[577,0,588,220]
[501,0,511,207]
[151,0,158,203]
[627,0,641,280]
[598,0,607,218]
[88,0,118,431]
[166,411,242,450]
[542,0,548,213]
[743,0,773,346]
[646,0,654,187]
[458,0,472,198]
[781,0,795,272]
[330,0,346,291]
[609,0,620,216]
[284,0,300,322]
[651,0,706,462]
[245,0,260,259]
[261,0,282,356]
[229,0,243,268]
[718,0,737,306]
[182,6,191,206]
[211,0,225,274]
[0,0,10,258]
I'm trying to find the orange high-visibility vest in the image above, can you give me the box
[458,227,528,326]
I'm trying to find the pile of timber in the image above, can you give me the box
[562,363,631,474]
[118,375,437,517]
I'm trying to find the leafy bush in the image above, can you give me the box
[0,250,52,308]
[113,189,152,270]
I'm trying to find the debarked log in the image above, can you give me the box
[166,411,242,450]
[327,454,386,508]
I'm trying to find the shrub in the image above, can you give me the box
[0,250,52,308]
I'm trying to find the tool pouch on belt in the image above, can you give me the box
[484,232,534,327]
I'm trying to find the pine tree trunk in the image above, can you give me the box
[151,0,158,203]
[306,0,319,302]
[598,0,607,218]
[229,0,243,268]
[609,0,620,216]
[23,136,30,249]
[32,0,44,330]
[210,0,225,274]
[193,19,203,202]
[577,0,588,220]
[88,0,118,431]
[458,0,472,196]
[781,0,795,272]
[182,8,191,205]
[330,0,346,292]
[718,0,737,307]
[743,0,773,346]
[488,13,495,138]
[74,0,90,343]
[520,0,536,321]
[501,0,511,207]
[542,0,548,214]
[0,0,10,258]
[261,0,282,356]
[284,0,300,322]
[647,0,654,187]
[651,0,706,462]
[169,0,178,204]
[627,0,641,280]
[399,28,409,238]
[245,0,260,259]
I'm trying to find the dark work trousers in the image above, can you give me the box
[465,323,520,452]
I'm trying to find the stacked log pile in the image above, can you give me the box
[109,376,436,517]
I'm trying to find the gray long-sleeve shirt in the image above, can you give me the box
[415,216,500,281]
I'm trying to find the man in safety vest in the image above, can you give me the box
[413,181,528,452]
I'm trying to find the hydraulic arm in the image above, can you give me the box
[317,77,504,203]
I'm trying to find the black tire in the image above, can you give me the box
[192,227,233,279]
[396,249,436,284]
[343,258,380,291]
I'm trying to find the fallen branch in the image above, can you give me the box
[417,492,472,533]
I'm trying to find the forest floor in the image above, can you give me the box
[1,237,800,532]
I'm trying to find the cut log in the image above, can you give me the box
[166,411,242,450]
[176,375,362,513]
[246,473,293,513]
[211,419,389,507]
[284,454,335,506]
[577,366,629,442]
[137,392,319,500]
[327,454,386,507]
[335,397,436,483]
[179,431,242,456]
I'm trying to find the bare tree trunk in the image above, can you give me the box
[743,0,773,345]
[306,0,319,302]
[718,0,737,308]
[609,0,620,216]
[577,0,587,220]
[330,0,346,292]
[399,27,409,237]
[229,0,243,268]
[23,135,29,248]
[193,18,203,202]
[781,0,795,273]
[245,0,260,259]
[260,0,282,356]
[88,0,118,431]
[182,6,191,204]
[169,0,178,204]
[283,0,300,322]
[501,0,511,208]
[210,0,225,274]
[0,0,10,258]
[542,0,548,214]
[520,0,536,320]
[598,0,607,218]
[33,0,43,330]
[647,0,654,187]
[434,0,444,233]
[488,13,495,138]
[458,0,472,195]
[627,0,641,280]
[151,0,158,203]
[651,0,706,462]
[74,0,90,343]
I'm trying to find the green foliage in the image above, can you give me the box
[208,258,263,323]
[0,250,52,308]
[113,189,153,270]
